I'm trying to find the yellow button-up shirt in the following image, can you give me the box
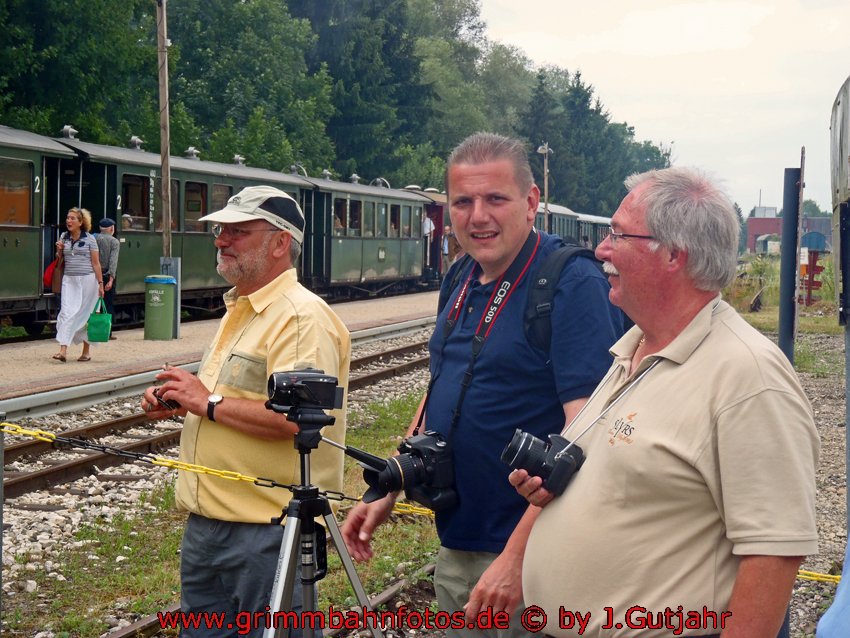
[176,268,350,523]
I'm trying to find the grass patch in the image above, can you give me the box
[794,338,846,377]
[3,481,183,637]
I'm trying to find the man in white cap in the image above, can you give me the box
[141,185,351,637]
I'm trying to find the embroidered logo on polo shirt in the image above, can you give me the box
[608,413,636,446]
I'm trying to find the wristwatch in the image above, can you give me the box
[207,394,224,422]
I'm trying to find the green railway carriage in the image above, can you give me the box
[299,176,432,294]
[576,212,613,247]
[0,124,450,333]
[535,202,581,240]
[54,133,313,315]
[0,126,76,331]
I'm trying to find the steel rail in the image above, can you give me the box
[0,317,435,420]
[3,341,431,499]
[3,430,181,499]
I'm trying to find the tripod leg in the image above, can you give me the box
[323,512,386,638]
[264,512,302,638]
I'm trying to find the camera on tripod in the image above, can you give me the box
[360,430,457,511]
[267,369,344,412]
[501,429,585,496]
[266,368,345,449]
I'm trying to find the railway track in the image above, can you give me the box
[3,340,430,500]
[0,316,435,420]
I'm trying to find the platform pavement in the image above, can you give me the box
[0,291,439,400]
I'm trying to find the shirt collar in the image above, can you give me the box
[611,294,725,368]
[223,268,298,313]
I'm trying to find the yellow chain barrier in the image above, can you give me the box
[2,422,432,517]
[798,570,842,584]
[4,423,840,576]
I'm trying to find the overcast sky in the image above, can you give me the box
[479,0,849,213]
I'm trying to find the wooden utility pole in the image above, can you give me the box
[156,0,172,258]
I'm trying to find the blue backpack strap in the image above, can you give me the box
[524,240,602,351]
[438,253,475,314]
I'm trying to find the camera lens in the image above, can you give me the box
[363,453,424,500]
[501,429,551,479]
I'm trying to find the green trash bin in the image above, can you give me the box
[144,275,177,340]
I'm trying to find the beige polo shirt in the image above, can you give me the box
[523,298,819,637]
[175,268,350,523]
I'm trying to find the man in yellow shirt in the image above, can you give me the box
[142,186,350,637]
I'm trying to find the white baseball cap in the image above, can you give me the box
[198,185,305,244]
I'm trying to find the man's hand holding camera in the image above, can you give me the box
[141,365,200,420]
[508,469,554,508]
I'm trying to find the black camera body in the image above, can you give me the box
[362,430,458,511]
[501,429,585,496]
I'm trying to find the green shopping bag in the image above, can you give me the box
[87,297,112,343]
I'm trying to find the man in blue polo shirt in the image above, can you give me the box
[342,132,622,637]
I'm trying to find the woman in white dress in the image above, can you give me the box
[52,207,104,362]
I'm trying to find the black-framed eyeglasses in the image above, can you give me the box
[212,223,281,239]
[607,226,656,245]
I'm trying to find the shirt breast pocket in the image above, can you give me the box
[218,351,268,394]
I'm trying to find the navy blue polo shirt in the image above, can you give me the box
[426,230,623,553]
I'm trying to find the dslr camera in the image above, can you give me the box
[501,429,585,496]
[360,430,457,511]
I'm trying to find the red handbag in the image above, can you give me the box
[43,258,58,288]
[43,256,64,292]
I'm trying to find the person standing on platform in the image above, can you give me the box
[140,185,350,638]
[95,217,120,339]
[52,207,103,363]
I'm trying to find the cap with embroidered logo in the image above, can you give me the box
[198,185,304,244]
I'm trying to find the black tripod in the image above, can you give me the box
[263,406,385,638]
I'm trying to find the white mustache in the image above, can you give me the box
[602,262,619,276]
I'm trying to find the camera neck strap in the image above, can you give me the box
[554,357,662,461]
[418,230,541,436]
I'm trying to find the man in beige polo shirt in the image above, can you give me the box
[513,167,818,638]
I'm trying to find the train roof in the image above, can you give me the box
[0,125,76,157]
[405,188,447,205]
[55,137,312,189]
[536,202,579,217]
[575,211,612,224]
[300,176,432,203]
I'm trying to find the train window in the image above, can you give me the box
[363,201,375,237]
[401,205,412,238]
[212,184,231,215]
[412,207,423,239]
[153,178,180,231]
[0,159,32,225]
[389,204,400,237]
[121,174,151,230]
[333,198,346,235]
[348,199,362,237]
[376,203,387,237]
[185,182,208,232]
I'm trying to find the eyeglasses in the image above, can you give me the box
[212,223,281,239]
[606,226,656,245]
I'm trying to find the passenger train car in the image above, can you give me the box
[0,124,612,334]
[831,74,850,323]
